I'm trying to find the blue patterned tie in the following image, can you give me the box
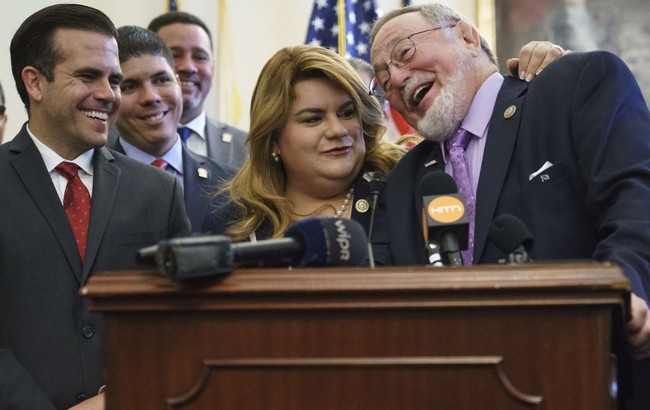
[178,126,192,143]
[446,128,475,265]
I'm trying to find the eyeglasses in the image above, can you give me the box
[369,23,456,98]
[0,105,5,116]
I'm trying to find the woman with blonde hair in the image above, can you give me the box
[204,45,405,240]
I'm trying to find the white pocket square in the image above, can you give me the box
[529,161,554,181]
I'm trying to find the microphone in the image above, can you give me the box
[366,171,386,268]
[137,217,368,281]
[488,214,534,264]
[418,171,469,267]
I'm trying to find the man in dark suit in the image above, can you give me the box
[369,3,650,408]
[0,5,191,409]
[109,25,234,233]
[148,11,247,168]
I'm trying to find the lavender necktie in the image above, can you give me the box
[446,128,475,266]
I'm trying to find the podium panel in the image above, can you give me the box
[83,263,629,409]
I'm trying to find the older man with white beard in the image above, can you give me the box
[369,4,650,408]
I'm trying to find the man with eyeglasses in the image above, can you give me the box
[0,81,7,143]
[369,4,650,408]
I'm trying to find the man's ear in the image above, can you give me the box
[456,20,482,56]
[22,66,45,103]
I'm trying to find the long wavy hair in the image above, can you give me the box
[223,45,404,241]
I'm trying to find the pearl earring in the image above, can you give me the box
[271,152,280,163]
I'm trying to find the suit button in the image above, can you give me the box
[77,393,88,403]
[81,326,94,338]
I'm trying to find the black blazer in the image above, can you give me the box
[110,138,236,232]
[203,170,376,238]
[0,126,191,408]
[373,51,650,300]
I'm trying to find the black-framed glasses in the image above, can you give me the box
[0,105,5,116]
[369,23,456,98]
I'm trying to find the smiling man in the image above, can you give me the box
[109,25,235,232]
[369,3,650,408]
[148,12,247,168]
[0,5,190,409]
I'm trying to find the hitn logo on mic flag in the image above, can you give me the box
[423,193,469,248]
[427,195,465,223]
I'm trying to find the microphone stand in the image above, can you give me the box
[366,171,386,268]
[367,199,378,268]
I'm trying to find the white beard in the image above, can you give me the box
[417,51,472,142]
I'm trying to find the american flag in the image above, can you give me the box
[305,0,379,63]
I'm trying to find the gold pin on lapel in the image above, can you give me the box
[198,168,208,179]
[355,199,369,213]
[504,105,517,119]
[222,132,233,143]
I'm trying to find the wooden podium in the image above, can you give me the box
[82,263,630,409]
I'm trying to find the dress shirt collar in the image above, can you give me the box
[27,123,94,176]
[119,135,184,176]
[180,111,207,141]
[440,72,504,163]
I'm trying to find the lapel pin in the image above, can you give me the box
[424,159,438,168]
[222,132,233,143]
[198,168,208,179]
[504,105,517,119]
[355,199,369,213]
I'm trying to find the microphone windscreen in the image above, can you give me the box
[488,214,535,254]
[285,218,328,266]
[418,170,458,198]
[286,217,368,267]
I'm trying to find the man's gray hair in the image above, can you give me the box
[370,3,497,66]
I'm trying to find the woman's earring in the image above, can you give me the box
[271,152,281,163]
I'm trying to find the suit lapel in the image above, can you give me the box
[81,147,119,284]
[182,147,204,228]
[9,129,83,282]
[205,121,231,166]
[389,140,443,264]
[183,147,219,231]
[474,78,527,261]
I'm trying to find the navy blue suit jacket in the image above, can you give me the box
[110,138,235,233]
[373,51,650,300]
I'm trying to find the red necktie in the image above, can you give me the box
[151,159,169,170]
[445,128,475,266]
[55,162,91,262]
